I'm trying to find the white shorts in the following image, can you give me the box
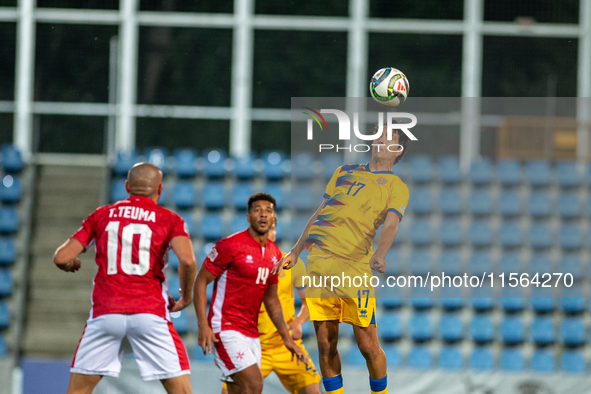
[71,313,190,381]
[213,330,261,383]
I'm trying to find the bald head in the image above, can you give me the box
[126,163,163,201]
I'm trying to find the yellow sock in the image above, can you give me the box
[323,373,344,394]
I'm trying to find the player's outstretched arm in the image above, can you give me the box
[53,238,85,272]
[369,211,400,273]
[194,266,218,354]
[263,284,306,363]
[271,199,326,276]
[169,236,197,312]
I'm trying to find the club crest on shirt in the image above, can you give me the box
[377,177,388,185]
[207,247,218,261]
[272,255,278,264]
[246,255,253,263]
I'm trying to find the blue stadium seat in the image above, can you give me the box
[0,239,16,266]
[110,179,128,203]
[561,286,584,314]
[231,183,253,211]
[469,189,492,216]
[192,344,215,362]
[497,159,521,186]
[409,313,432,341]
[470,316,493,343]
[378,312,401,342]
[501,286,524,313]
[168,274,180,299]
[321,153,342,179]
[410,286,432,310]
[345,346,366,367]
[0,301,9,329]
[262,151,285,180]
[530,286,555,314]
[384,249,402,276]
[0,175,22,204]
[531,349,555,373]
[145,147,168,173]
[561,350,586,374]
[438,156,461,184]
[438,251,463,276]
[470,251,491,276]
[378,284,402,309]
[113,149,139,176]
[409,249,431,276]
[470,286,493,312]
[560,254,582,280]
[168,251,179,271]
[439,314,462,342]
[438,346,462,370]
[274,218,285,241]
[528,222,551,248]
[173,148,197,178]
[470,347,493,371]
[263,183,284,211]
[561,318,585,346]
[439,188,462,215]
[178,212,194,237]
[203,149,227,179]
[499,252,521,275]
[171,311,188,335]
[528,191,550,217]
[158,184,170,206]
[292,185,315,212]
[498,190,521,216]
[556,161,579,187]
[0,334,6,357]
[410,187,432,214]
[499,221,522,248]
[197,243,214,265]
[439,219,462,246]
[557,192,581,219]
[172,181,196,209]
[469,221,492,247]
[339,323,354,340]
[233,153,256,180]
[1,145,24,173]
[407,346,432,370]
[291,215,308,242]
[202,181,225,210]
[500,317,524,344]
[409,219,432,245]
[440,285,463,310]
[531,317,555,345]
[206,282,214,302]
[469,159,492,185]
[526,160,550,187]
[382,345,401,368]
[200,213,223,240]
[558,224,582,250]
[0,207,18,234]
[500,348,524,372]
[409,155,432,183]
[587,163,591,187]
[292,152,314,181]
[529,253,552,276]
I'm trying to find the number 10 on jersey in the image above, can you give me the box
[105,221,153,276]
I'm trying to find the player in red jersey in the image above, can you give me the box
[194,193,306,394]
[53,163,197,394]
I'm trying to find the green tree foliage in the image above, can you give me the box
[0,23,16,101]
[36,0,119,9]
[370,0,463,19]
[255,0,348,16]
[38,115,105,153]
[484,0,579,23]
[135,118,230,151]
[140,0,232,13]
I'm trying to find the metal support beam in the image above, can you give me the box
[460,0,483,172]
[13,0,36,160]
[577,0,591,160]
[229,0,254,156]
[116,0,139,150]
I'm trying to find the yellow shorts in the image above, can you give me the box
[306,248,377,327]
[221,340,320,393]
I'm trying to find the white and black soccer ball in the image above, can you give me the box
[369,67,409,107]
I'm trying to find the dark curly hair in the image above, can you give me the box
[371,122,410,165]
[247,192,277,212]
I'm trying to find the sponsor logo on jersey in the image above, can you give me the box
[400,204,406,213]
[359,309,368,318]
[377,177,388,185]
[207,247,218,261]
[246,255,253,263]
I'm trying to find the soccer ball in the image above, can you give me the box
[369,67,409,107]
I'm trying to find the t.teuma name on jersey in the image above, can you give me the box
[109,206,156,222]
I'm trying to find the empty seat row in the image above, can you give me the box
[401,219,589,249]
[0,175,21,204]
[0,145,24,173]
[0,270,12,298]
[412,188,591,218]
[407,156,589,187]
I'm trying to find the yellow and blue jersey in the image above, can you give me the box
[305,164,409,261]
